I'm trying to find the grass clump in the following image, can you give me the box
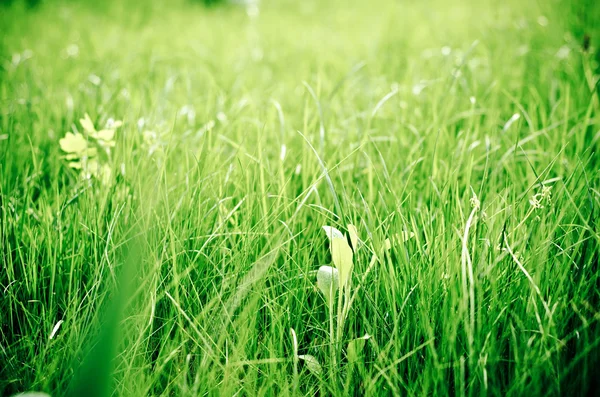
[1,0,600,395]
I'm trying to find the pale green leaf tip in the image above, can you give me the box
[298,354,322,376]
[322,225,344,240]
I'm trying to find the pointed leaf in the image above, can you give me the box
[298,354,322,376]
[331,236,353,290]
[290,328,298,358]
[322,226,354,289]
[322,225,344,241]
[347,333,371,364]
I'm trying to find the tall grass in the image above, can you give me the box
[1,0,600,395]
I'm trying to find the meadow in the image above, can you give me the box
[1,0,600,395]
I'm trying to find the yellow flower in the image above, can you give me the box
[78,113,120,149]
[59,113,120,186]
[59,132,87,154]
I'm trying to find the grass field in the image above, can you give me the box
[2,0,600,395]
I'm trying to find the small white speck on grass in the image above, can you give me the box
[469,96,476,105]
[537,16,549,27]
[137,117,146,131]
[412,82,426,96]
[516,45,530,56]
[468,140,480,151]
[0,134,8,141]
[65,44,79,58]
[421,49,434,59]
[65,94,74,111]
[502,113,520,132]
[164,76,176,93]
[216,111,228,122]
[49,320,63,340]
[179,105,196,125]
[11,53,21,66]
[246,4,259,18]
[251,47,264,61]
[294,164,302,175]
[441,46,451,56]
[12,50,33,67]
[556,45,570,60]
[88,74,102,86]
[280,144,287,161]
[197,120,215,136]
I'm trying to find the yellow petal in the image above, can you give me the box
[79,113,96,133]
[84,158,100,174]
[68,161,82,169]
[94,129,115,141]
[83,147,98,158]
[59,132,87,154]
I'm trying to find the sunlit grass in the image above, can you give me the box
[1,0,600,395]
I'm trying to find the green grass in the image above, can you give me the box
[2,0,600,395]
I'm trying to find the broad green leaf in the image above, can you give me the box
[298,354,322,376]
[316,265,339,303]
[348,224,359,252]
[323,226,353,289]
[331,236,353,290]
[80,113,96,133]
[346,333,371,364]
[59,132,87,154]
